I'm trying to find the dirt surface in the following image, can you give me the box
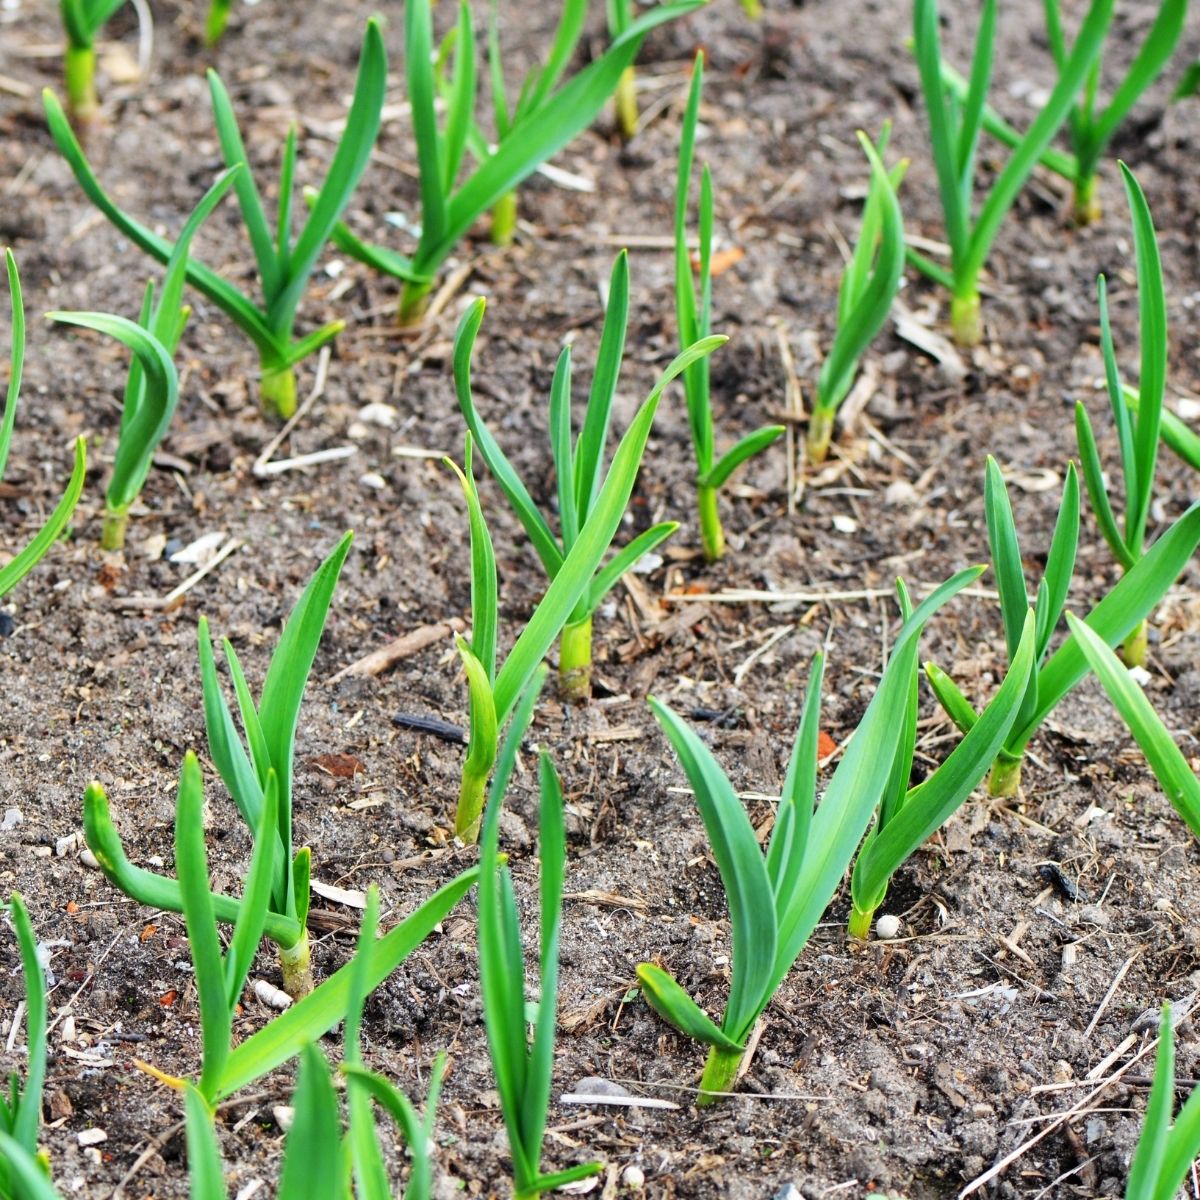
[2,0,1200,1196]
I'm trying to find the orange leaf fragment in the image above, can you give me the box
[817,731,837,758]
[159,990,177,1008]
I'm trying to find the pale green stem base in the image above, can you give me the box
[847,904,873,941]
[279,931,313,999]
[1120,618,1148,669]
[559,615,594,703]
[100,505,130,552]
[987,754,1023,799]
[491,190,518,247]
[740,0,764,15]
[950,291,982,348]
[806,407,835,465]
[614,66,637,141]
[1073,174,1100,227]
[455,766,487,846]
[205,0,233,45]
[259,363,297,421]
[398,278,434,327]
[698,484,725,563]
[65,44,100,127]
[697,1043,745,1107]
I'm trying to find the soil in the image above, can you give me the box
[2,0,1200,1196]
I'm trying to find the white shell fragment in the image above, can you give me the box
[253,979,293,1011]
[170,531,228,565]
[875,914,902,940]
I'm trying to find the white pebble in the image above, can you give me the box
[77,1128,107,1147]
[875,914,902,940]
[360,472,387,490]
[79,849,100,870]
[622,1165,646,1190]
[1,807,22,832]
[253,979,293,1011]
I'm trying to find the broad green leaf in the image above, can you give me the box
[649,699,777,1044]
[1125,1005,1175,1200]
[1153,1066,1200,1200]
[1066,613,1200,840]
[216,867,479,1099]
[634,964,744,1052]
[184,1085,228,1200]
[0,1134,61,1200]
[175,752,232,1100]
[277,1046,343,1200]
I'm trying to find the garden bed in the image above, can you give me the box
[2,0,1200,1195]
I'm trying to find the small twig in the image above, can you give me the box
[110,539,243,611]
[254,446,355,477]
[1084,952,1140,1039]
[252,346,332,474]
[733,624,793,687]
[327,617,467,683]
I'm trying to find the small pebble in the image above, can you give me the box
[875,914,902,940]
[0,613,14,637]
[884,480,918,507]
[79,849,100,870]
[55,832,81,858]
[1,807,23,831]
[77,1128,107,1147]
[360,472,387,490]
[273,1105,294,1132]
[622,1165,645,1190]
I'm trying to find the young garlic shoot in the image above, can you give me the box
[607,0,637,140]
[86,756,481,1106]
[846,584,1036,940]
[0,895,49,1195]
[636,567,982,1103]
[926,458,1200,798]
[1074,164,1165,668]
[48,169,236,550]
[447,294,712,841]
[58,0,125,125]
[0,252,87,596]
[204,0,235,46]
[329,0,699,325]
[83,533,352,999]
[675,54,783,559]
[454,264,722,703]
[1066,614,1200,843]
[1123,1005,1200,1199]
[910,0,1114,345]
[462,0,693,245]
[44,18,387,419]
[806,126,906,465]
[944,0,1187,225]
[478,670,603,1198]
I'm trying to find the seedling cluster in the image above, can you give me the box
[2,0,1199,1196]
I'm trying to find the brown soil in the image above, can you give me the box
[2,1,1200,1196]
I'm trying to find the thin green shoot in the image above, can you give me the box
[1124,1004,1200,1199]
[43,18,387,418]
[606,0,637,139]
[675,52,783,558]
[204,0,234,46]
[329,0,701,325]
[636,567,982,1102]
[806,126,906,464]
[0,894,49,1197]
[1066,613,1200,842]
[83,534,353,999]
[452,270,722,706]
[926,458,1200,796]
[0,251,87,598]
[1074,163,1166,666]
[846,583,1036,938]
[911,0,1114,344]
[48,169,235,549]
[59,0,125,124]
[478,668,603,1197]
[447,299,710,837]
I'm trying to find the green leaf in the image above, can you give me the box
[6,894,46,1155]
[0,435,86,602]
[1065,613,1200,840]
[491,336,725,724]
[1125,1005,1175,1200]
[549,347,579,551]
[634,964,744,1052]
[184,1085,228,1200]
[175,752,232,1100]
[445,438,498,680]
[1034,460,1081,662]
[851,609,1036,916]
[456,637,499,803]
[648,699,777,1044]
[586,522,678,614]
[925,661,981,735]
[1076,399,1134,571]
[277,1046,343,1200]
[0,250,26,482]
[216,867,479,1099]
[1013,502,1200,755]
[0,1133,61,1200]
[984,456,1031,665]
[702,425,786,491]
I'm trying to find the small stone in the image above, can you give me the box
[79,849,100,870]
[832,514,857,534]
[273,1105,295,1132]
[360,472,387,490]
[1,807,23,831]
[77,1128,107,1147]
[0,613,14,638]
[622,1165,645,1190]
[875,914,902,940]
[884,480,917,507]
[55,833,81,858]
